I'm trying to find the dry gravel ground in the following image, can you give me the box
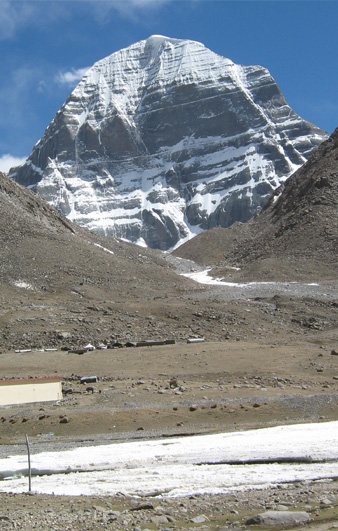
[1,340,338,441]
[1,154,338,529]
[1,336,338,530]
[0,481,338,531]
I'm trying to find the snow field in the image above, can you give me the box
[0,422,337,497]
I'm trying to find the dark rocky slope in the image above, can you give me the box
[174,128,338,281]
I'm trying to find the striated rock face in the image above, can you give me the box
[10,35,327,249]
[173,128,338,280]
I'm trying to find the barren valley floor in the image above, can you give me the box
[1,334,338,530]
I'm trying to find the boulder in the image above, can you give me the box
[246,510,311,526]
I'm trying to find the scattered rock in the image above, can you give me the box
[275,504,289,511]
[246,510,311,526]
[0,516,16,527]
[92,505,108,513]
[169,377,178,388]
[191,514,209,523]
[151,515,169,524]
[320,498,333,506]
[130,503,154,511]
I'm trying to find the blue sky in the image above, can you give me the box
[0,0,337,172]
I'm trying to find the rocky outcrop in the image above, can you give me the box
[173,127,338,280]
[10,35,327,249]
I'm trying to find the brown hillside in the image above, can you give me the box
[0,172,195,349]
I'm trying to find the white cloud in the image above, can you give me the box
[0,0,174,41]
[0,1,34,40]
[0,1,70,41]
[0,154,27,173]
[0,65,41,127]
[56,67,90,86]
[123,0,168,5]
[86,0,172,22]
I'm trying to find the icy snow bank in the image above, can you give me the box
[0,422,337,497]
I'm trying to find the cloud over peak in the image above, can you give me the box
[56,67,90,87]
[0,154,27,174]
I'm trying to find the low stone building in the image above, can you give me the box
[0,378,62,406]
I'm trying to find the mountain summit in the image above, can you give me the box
[11,35,327,249]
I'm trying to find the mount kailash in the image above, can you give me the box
[10,35,328,250]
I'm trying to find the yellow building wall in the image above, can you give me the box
[0,381,62,406]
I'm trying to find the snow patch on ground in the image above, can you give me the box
[182,268,319,288]
[93,243,114,255]
[12,280,35,290]
[0,422,337,497]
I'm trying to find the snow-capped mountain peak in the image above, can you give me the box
[10,36,328,249]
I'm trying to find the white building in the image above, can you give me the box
[0,378,63,406]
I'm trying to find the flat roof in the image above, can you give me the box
[0,377,63,386]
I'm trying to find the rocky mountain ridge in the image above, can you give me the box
[10,35,327,249]
[174,127,338,281]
